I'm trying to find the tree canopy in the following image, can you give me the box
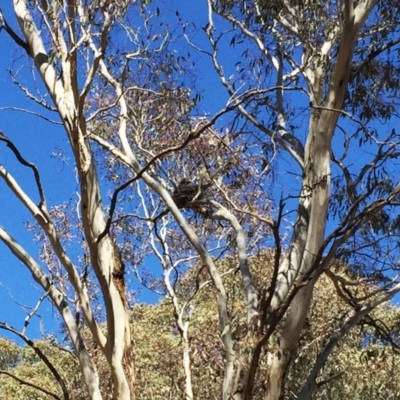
[1,1,400,399]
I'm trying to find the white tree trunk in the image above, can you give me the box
[264,2,377,398]
[13,2,133,398]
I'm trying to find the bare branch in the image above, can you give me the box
[0,163,106,350]
[77,4,112,109]
[8,69,58,112]
[0,131,47,209]
[22,289,49,335]
[0,107,62,124]
[298,281,400,400]
[0,369,61,400]
[0,226,102,399]
[210,200,258,321]
[0,8,29,55]
[0,322,70,400]
[203,10,306,168]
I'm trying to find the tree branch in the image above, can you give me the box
[0,163,106,350]
[298,281,400,400]
[0,369,61,400]
[0,8,30,55]
[0,322,70,400]
[351,36,400,79]
[210,199,258,321]
[0,226,101,399]
[0,131,47,209]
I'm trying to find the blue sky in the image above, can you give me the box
[0,5,78,339]
[0,1,225,341]
[0,1,246,341]
[0,1,399,345]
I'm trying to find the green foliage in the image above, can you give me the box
[1,254,400,399]
[128,256,400,400]
[0,339,82,400]
[2,0,400,399]
[0,338,21,370]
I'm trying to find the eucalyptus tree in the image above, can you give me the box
[198,1,400,399]
[0,1,400,400]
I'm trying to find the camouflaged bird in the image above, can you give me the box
[154,179,212,220]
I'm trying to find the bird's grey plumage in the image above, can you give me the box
[154,179,212,221]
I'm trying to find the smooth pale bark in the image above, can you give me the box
[12,2,133,399]
[0,227,103,400]
[91,49,239,397]
[263,2,378,399]
[7,1,384,400]
[0,152,106,350]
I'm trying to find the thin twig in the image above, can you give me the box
[0,131,47,210]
